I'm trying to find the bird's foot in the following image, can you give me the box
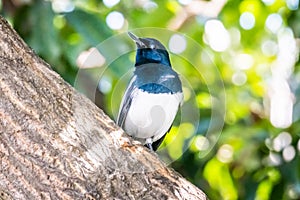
[145,138,154,151]
[145,143,154,151]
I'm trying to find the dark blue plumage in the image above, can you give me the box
[139,83,172,94]
[117,32,183,151]
[135,48,171,67]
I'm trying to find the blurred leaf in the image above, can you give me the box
[204,158,238,199]
[255,168,281,200]
[15,1,61,63]
[288,9,300,37]
[65,9,112,46]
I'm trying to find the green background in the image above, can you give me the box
[1,0,300,199]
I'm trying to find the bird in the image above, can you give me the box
[116,32,183,151]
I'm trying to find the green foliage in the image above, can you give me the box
[2,0,300,199]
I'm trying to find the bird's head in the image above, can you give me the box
[128,32,171,67]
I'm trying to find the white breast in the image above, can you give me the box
[124,89,183,144]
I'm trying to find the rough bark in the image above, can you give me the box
[0,16,207,200]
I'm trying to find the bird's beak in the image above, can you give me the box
[128,32,145,48]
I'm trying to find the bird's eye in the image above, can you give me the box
[150,44,155,49]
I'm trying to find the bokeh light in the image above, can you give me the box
[261,0,275,5]
[98,76,112,94]
[106,11,125,30]
[282,145,296,162]
[217,144,233,163]
[103,0,120,8]
[234,53,254,70]
[273,132,292,152]
[239,12,255,30]
[286,0,299,10]
[269,79,293,128]
[287,184,300,199]
[194,135,210,151]
[232,71,247,86]
[143,1,158,12]
[261,40,278,56]
[265,13,283,33]
[76,47,106,69]
[204,19,230,52]
[268,28,297,129]
[51,0,74,13]
[178,0,192,5]
[267,152,281,166]
[168,34,187,54]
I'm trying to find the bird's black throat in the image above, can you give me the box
[135,48,171,67]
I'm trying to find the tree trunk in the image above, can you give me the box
[0,16,207,200]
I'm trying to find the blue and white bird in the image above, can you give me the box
[117,32,183,151]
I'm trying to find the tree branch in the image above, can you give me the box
[0,16,207,199]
